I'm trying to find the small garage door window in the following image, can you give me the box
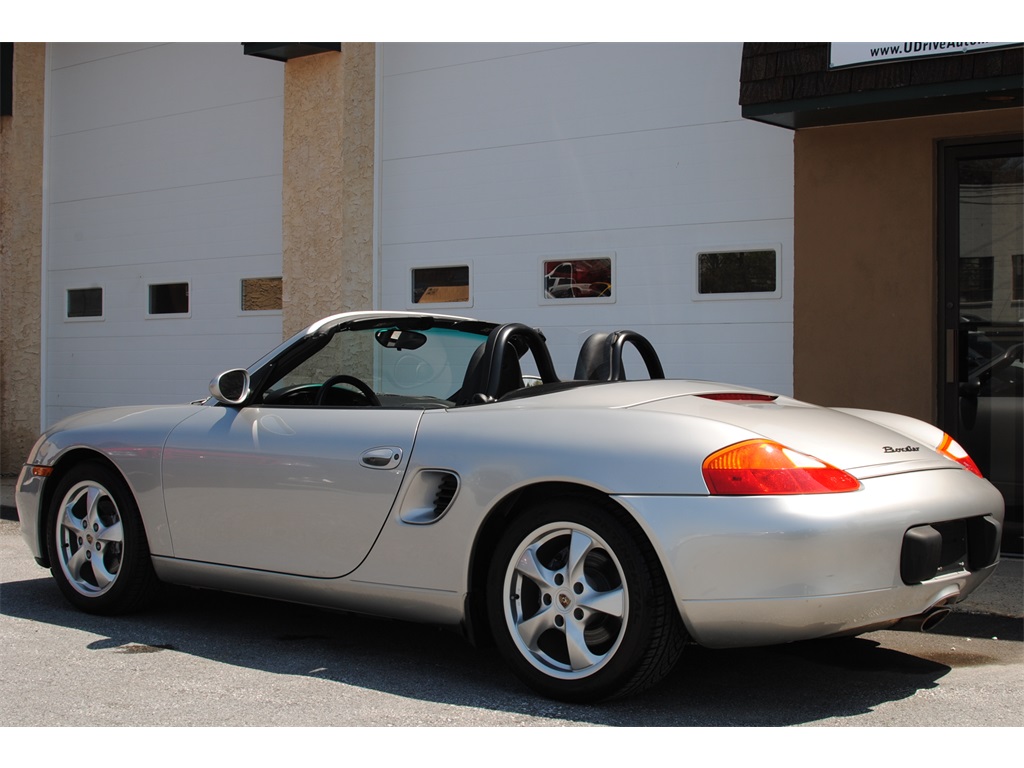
[695,248,781,299]
[241,277,283,312]
[411,266,471,306]
[541,255,614,303]
[148,282,190,316]
[66,287,103,319]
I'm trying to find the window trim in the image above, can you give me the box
[691,245,783,301]
[239,276,284,315]
[146,280,192,318]
[64,285,105,322]
[408,263,473,309]
[539,253,616,305]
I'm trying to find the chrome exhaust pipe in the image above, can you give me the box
[917,606,952,632]
[897,597,957,632]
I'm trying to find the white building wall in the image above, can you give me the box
[378,43,795,393]
[44,43,284,425]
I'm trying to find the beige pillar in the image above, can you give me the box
[282,43,376,337]
[1,43,45,473]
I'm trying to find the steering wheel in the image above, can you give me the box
[314,375,381,406]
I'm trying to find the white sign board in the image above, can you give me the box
[830,42,1018,69]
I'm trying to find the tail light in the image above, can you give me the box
[936,433,984,478]
[698,393,778,403]
[702,440,861,495]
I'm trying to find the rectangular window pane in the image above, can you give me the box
[542,257,613,300]
[1012,254,1022,302]
[960,256,993,305]
[149,282,189,314]
[412,266,469,304]
[241,277,283,311]
[698,250,777,294]
[67,287,103,318]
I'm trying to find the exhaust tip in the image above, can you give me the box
[895,594,958,633]
[918,606,952,632]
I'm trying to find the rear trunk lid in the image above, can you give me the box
[629,388,955,478]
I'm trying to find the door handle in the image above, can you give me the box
[361,447,403,470]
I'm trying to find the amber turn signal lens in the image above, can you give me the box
[702,440,861,495]
[936,434,984,478]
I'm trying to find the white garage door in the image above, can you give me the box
[43,43,285,425]
[377,43,794,393]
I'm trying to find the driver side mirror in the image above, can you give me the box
[210,369,251,405]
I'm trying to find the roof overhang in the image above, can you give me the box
[742,77,1022,130]
[242,43,341,62]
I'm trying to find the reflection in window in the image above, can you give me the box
[958,155,1023,319]
[149,282,189,315]
[698,250,777,294]
[542,257,613,300]
[960,256,993,306]
[67,287,103,319]
[242,277,283,311]
[1013,254,1022,303]
[412,266,469,304]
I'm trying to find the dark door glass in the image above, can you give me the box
[941,142,1023,554]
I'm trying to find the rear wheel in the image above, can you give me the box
[487,496,686,701]
[46,463,159,614]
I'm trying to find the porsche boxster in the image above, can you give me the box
[16,311,1005,701]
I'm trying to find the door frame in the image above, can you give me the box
[936,135,1023,434]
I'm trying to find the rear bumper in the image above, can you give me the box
[617,467,1005,648]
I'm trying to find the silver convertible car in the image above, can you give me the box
[16,312,1005,701]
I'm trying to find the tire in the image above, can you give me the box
[487,496,686,702]
[45,462,160,615]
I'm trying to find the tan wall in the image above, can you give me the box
[794,108,1023,422]
[0,43,45,473]
[282,43,376,337]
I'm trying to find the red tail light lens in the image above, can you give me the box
[698,393,778,403]
[702,440,862,495]
[936,433,984,477]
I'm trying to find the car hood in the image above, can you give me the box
[496,380,958,478]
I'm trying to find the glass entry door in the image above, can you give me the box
[940,140,1023,554]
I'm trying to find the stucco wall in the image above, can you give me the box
[0,43,45,473]
[793,108,1023,421]
[282,43,375,337]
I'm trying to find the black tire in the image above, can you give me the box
[45,462,160,614]
[487,495,686,702]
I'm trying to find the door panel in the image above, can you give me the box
[162,406,422,577]
[941,141,1023,554]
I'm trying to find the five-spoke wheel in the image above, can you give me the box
[488,497,686,701]
[46,463,159,614]
[55,479,124,597]
[502,522,627,680]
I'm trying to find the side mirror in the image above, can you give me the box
[210,369,251,405]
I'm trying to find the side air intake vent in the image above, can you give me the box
[399,470,461,525]
[433,474,459,518]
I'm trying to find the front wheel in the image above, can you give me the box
[46,462,160,614]
[487,497,686,702]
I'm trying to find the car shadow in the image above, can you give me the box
[3,574,1011,726]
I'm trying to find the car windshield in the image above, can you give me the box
[261,323,491,406]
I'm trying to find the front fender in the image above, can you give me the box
[22,404,206,558]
